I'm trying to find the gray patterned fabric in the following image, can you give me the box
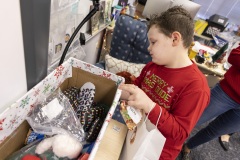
[110,15,151,64]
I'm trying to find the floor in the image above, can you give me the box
[176,125,240,160]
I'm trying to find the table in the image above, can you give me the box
[193,59,226,77]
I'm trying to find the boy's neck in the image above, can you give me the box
[166,48,193,68]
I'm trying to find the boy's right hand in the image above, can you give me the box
[119,84,155,113]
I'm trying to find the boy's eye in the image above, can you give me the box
[151,41,156,44]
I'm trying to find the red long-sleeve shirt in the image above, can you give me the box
[134,62,210,160]
[220,45,240,104]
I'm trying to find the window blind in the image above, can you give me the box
[194,0,240,25]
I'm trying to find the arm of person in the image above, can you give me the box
[119,82,210,146]
[228,45,240,68]
[148,88,210,145]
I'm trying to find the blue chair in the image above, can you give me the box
[96,14,151,69]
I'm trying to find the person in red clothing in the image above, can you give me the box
[119,6,210,160]
[181,44,240,160]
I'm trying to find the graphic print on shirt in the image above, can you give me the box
[142,71,174,109]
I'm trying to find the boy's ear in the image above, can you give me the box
[171,31,181,46]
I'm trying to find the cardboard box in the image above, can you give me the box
[194,19,208,35]
[92,119,127,160]
[0,57,124,159]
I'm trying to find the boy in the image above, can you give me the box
[119,6,210,159]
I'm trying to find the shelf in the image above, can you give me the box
[85,24,110,42]
[194,33,213,41]
[194,33,214,47]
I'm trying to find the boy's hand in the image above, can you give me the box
[120,89,131,100]
[119,84,155,113]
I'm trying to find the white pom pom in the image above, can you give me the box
[52,134,83,159]
[35,137,54,154]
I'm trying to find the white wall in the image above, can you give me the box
[82,31,104,64]
[0,1,27,113]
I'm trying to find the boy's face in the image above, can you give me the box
[147,25,175,66]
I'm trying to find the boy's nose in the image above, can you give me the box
[147,45,151,52]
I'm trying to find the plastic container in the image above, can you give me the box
[188,49,198,59]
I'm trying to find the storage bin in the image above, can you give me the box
[188,49,198,59]
[202,19,226,38]
[209,14,228,27]
[0,57,124,159]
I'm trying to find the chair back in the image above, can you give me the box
[110,15,151,64]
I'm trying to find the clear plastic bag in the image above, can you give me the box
[26,89,86,142]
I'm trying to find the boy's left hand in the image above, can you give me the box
[119,84,155,113]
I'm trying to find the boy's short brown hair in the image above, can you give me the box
[148,6,194,48]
